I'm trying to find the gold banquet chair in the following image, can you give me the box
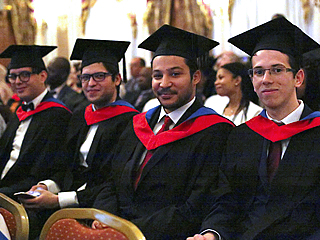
[0,193,29,240]
[39,208,146,240]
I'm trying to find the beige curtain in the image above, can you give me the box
[8,0,36,44]
[144,0,212,38]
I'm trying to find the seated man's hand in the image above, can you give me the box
[19,189,59,209]
[28,184,48,192]
[92,220,108,229]
[187,233,216,240]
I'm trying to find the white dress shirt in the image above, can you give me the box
[1,89,48,179]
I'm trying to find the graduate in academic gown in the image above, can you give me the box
[19,39,139,239]
[0,45,72,198]
[92,25,234,240]
[188,17,320,240]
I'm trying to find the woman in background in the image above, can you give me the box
[205,62,262,125]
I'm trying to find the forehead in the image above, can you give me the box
[251,50,290,67]
[217,68,231,75]
[10,67,32,73]
[152,55,187,70]
[82,62,106,73]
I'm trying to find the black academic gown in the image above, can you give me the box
[27,101,138,240]
[53,103,138,208]
[0,93,72,198]
[93,99,233,240]
[201,105,320,240]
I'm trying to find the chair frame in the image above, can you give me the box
[0,193,29,240]
[39,208,146,240]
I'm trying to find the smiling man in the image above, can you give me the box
[188,17,320,240]
[92,25,234,240]
[19,39,139,239]
[0,45,72,198]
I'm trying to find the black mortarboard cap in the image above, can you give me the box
[138,24,219,61]
[70,38,130,69]
[228,17,320,61]
[0,45,57,70]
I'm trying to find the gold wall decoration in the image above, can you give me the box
[128,13,137,39]
[144,0,212,38]
[7,0,36,44]
[301,0,311,22]
[81,0,97,35]
[228,0,235,23]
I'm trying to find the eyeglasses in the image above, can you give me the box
[7,71,37,83]
[78,72,113,82]
[248,66,295,78]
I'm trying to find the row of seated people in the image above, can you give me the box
[1,17,320,240]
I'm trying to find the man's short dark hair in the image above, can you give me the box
[139,58,146,67]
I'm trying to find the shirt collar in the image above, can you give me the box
[158,97,196,124]
[266,100,304,124]
[50,83,65,96]
[23,89,48,109]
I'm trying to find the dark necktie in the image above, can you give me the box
[267,122,284,182]
[21,102,34,112]
[134,116,173,189]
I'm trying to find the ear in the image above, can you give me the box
[294,69,304,88]
[192,70,201,85]
[40,70,48,83]
[234,75,242,86]
[114,73,122,86]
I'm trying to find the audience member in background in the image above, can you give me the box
[0,64,13,136]
[46,57,89,112]
[122,57,145,104]
[205,62,262,125]
[198,56,216,102]
[0,45,72,200]
[0,64,13,105]
[20,39,138,240]
[67,61,82,93]
[214,51,242,71]
[133,67,154,112]
[298,48,320,111]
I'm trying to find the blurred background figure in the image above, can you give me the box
[0,64,12,137]
[214,51,242,71]
[67,61,82,94]
[298,48,320,111]
[122,57,146,104]
[205,62,262,125]
[0,64,13,106]
[46,57,89,112]
[133,67,154,112]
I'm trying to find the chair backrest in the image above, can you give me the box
[39,208,146,240]
[0,193,29,240]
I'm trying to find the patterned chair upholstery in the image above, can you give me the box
[0,193,29,240]
[0,208,16,239]
[39,208,145,240]
[45,218,128,240]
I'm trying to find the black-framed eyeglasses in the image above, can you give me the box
[248,66,295,78]
[7,71,37,83]
[78,72,113,82]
